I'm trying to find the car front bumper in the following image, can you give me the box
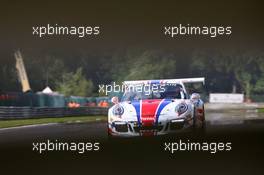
[108,118,193,137]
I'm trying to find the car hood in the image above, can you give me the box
[122,99,174,126]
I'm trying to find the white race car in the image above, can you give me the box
[108,78,205,137]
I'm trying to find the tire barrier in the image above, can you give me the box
[0,107,108,120]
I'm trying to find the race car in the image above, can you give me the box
[108,77,205,137]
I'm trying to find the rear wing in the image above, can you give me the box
[124,77,205,85]
[167,77,205,85]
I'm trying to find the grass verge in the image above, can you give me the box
[0,116,106,129]
[257,108,264,113]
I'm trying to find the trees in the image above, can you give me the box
[104,50,177,81]
[1,49,264,99]
[124,50,176,80]
[55,67,94,97]
[190,50,264,99]
[24,55,67,91]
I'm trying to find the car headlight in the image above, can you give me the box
[175,103,188,115]
[112,105,124,116]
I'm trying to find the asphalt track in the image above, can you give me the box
[0,111,264,175]
[0,110,264,144]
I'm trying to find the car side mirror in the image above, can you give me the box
[191,93,201,101]
[111,96,119,104]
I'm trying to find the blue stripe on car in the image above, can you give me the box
[131,100,141,126]
[155,99,171,124]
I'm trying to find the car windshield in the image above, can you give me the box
[121,84,186,101]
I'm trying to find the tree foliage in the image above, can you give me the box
[55,67,93,97]
[190,50,264,98]
[1,49,264,99]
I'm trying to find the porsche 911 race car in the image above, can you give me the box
[108,78,205,137]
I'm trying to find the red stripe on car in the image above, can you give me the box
[141,99,162,126]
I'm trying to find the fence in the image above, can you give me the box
[0,106,108,120]
[0,92,112,107]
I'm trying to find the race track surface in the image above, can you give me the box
[0,110,264,144]
[0,111,264,175]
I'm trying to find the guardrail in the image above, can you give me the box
[0,107,108,120]
[205,103,264,111]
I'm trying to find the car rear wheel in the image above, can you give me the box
[193,106,206,135]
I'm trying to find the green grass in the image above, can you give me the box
[258,108,264,113]
[0,116,106,129]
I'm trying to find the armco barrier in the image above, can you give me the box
[0,107,108,120]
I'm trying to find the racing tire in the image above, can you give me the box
[192,106,206,136]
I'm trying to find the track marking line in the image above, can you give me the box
[0,123,59,131]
